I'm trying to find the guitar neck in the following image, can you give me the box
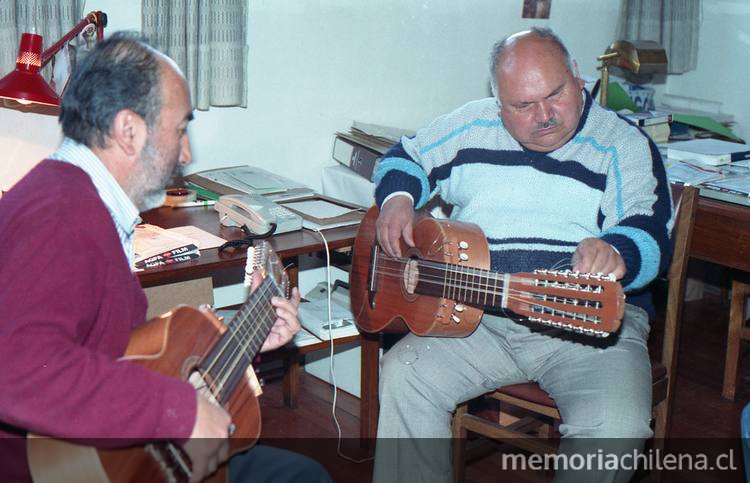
[200,276,282,404]
[377,249,624,336]
[416,258,504,308]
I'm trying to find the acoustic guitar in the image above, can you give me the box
[28,241,288,483]
[350,207,625,338]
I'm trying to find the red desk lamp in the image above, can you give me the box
[0,11,107,107]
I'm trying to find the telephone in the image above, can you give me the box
[214,193,303,235]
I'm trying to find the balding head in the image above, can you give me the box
[489,27,573,99]
[487,28,584,152]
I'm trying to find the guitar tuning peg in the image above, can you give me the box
[458,240,469,249]
[459,253,469,261]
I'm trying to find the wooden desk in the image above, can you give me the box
[137,205,380,441]
[139,206,358,288]
[690,196,750,273]
[687,195,750,399]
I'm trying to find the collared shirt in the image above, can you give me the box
[50,138,140,266]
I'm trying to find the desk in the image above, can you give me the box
[690,196,750,273]
[688,194,750,399]
[137,205,380,441]
[139,206,358,288]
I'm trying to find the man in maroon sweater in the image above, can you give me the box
[0,33,329,482]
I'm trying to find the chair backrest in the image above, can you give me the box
[658,184,699,433]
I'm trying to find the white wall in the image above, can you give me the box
[660,0,750,141]
[6,1,745,193]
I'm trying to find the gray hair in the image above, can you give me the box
[60,31,163,149]
[489,27,574,100]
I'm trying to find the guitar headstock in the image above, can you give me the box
[244,241,289,299]
[505,269,625,337]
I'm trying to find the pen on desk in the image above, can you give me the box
[172,200,216,208]
[679,160,723,174]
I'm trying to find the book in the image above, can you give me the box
[698,169,750,207]
[642,122,671,144]
[668,139,750,166]
[624,110,672,127]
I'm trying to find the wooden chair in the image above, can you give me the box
[723,276,750,400]
[451,185,699,482]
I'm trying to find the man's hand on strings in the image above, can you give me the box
[376,195,415,258]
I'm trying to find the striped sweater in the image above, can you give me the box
[374,91,673,314]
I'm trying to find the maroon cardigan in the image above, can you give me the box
[0,161,196,481]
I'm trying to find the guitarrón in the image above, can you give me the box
[350,207,625,338]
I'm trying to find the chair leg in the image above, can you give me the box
[452,404,468,483]
[723,280,750,400]
[650,404,667,483]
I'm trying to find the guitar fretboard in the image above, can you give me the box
[200,276,283,404]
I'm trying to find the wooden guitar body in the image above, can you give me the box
[28,306,260,483]
[28,241,288,483]
[350,207,625,339]
[350,207,490,337]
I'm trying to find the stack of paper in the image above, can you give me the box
[668,139,750,166]
[280,195,365,230]
[184,165,314,202]
[622,110,672,143]
[134,224,203,269]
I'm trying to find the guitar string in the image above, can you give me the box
[157,285,278,481]
[216,282,279,395]
[373,253,613,295]
[207,284,276,400]
[369,257,612,322]
[205,245,288,400]
[371,264,608,321]
[202,280,280,399]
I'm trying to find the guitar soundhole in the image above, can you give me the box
[402,258,419,295]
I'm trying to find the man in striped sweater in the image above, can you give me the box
[372,28,673,482]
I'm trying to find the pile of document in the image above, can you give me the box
[184,165,314,203]
[664,138,750,207]
[134,224,200,269]
[332,121,415,181]
[623,110,672,144]
[133,224,226,270]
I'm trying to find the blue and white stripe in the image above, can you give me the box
[374,90,673,311]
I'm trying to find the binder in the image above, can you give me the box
[332,134,386,181]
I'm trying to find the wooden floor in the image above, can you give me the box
[257,290,748,482]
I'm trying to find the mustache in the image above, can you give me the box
[168,164,186,186]
[536,118,560,130]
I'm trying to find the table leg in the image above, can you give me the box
[283,352,302,409]
[360,333,380,448]
[723,280,750,400]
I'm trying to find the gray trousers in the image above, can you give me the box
[373,305,653,483]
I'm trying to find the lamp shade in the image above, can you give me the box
[603,40,668,75]
[0,33,60,106]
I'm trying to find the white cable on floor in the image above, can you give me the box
[311,228,373,464]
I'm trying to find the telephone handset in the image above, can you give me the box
[214,193,303,235]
